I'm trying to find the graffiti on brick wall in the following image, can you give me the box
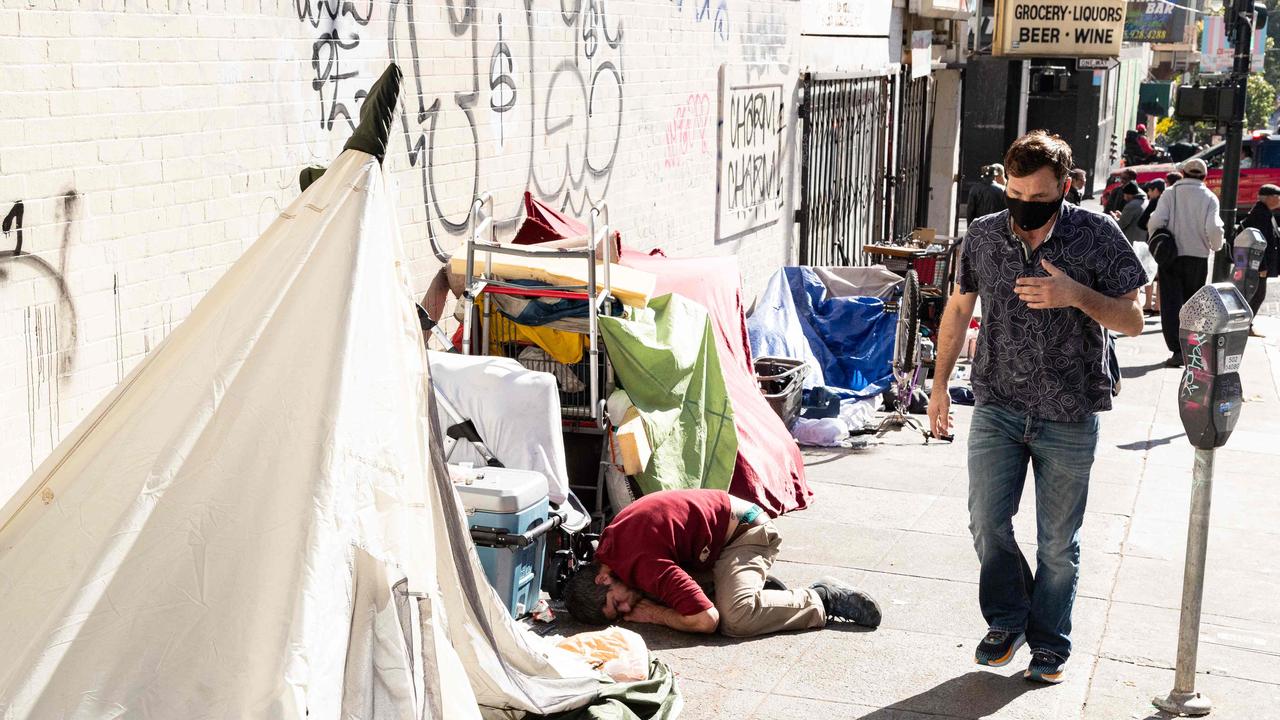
[663,93,712,169]
[296,0,375,132]
[386,0,625,251]
[715,80,785,242]
[740,7,790,80]
[671,0,730,43]
[1,192,81,472]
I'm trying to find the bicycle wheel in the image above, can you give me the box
[895,269,922,375]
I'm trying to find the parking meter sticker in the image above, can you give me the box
[1224,354,1242,372]
[1218,401,1233,415]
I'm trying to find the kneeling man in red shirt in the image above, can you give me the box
[563,489,881,636]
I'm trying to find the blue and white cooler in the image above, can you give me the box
[453,466,557,618]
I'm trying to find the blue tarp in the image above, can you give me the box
[747,267,896,399]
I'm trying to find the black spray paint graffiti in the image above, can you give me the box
[725,90,784,213]
[488,13,517,144]
[2,193,81,472]
[671,0,730,43]
[1,194,79,375]
[297,0,374,132]
[2,202,23,256]
[387,0,625,250]
[716,83,785,242]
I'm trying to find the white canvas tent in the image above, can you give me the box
[0,66,606,719]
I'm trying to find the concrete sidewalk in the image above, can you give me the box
[648,289,1280,719]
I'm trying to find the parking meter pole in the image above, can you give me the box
[1152,283,1252,717]
[1155,448,1216,716]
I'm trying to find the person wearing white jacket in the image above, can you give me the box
[1146,158,1225,367]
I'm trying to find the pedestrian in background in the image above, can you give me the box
[1066,168,1086,205]
[1138,179,1165,231]
[1147,158,1225,367]
[967,163,1008,225]
[1165,171,1183,186]
[929,131,1145,685]
[1137,180,1166,315]
[1105,169,1138,214]
[1113,181,1147,245]
[1241,184,1280,336]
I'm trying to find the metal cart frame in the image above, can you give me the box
[457,195,617,521]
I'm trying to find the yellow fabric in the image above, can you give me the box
[490,314,587,364]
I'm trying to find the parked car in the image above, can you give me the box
[1102,131,1280,211]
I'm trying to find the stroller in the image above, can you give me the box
[418,305,597,602]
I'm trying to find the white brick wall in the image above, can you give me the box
[0,0,895,500]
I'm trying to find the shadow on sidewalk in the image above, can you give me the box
[640,621,877,652]
[1115,433,1185,451]
[1121,360,1168,380]
[854,671,1037,719]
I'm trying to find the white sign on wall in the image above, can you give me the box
[994,0,1127,57]
[716,68,786,243]
[912,0,974,20]
[802,0,893,37]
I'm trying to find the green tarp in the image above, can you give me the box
[599,294,737,494]
[534,659,683,720]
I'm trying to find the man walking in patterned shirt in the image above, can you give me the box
[928,131,1147,683]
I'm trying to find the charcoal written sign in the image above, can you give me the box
[994,0,1127,57]
[1124,0,1187,43]
[716,77,785,243]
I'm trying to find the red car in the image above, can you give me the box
[1102,131,1280,211]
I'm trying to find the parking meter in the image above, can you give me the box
[1230,227,1267,302]
[1177,283,1253,450]
[1156,282,1255,717]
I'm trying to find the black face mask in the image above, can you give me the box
[1006,194,1063,232]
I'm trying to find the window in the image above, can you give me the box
[1255,140,1280,168]
[1199,143,1226,170]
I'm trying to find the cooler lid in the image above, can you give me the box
[452,466,549,515]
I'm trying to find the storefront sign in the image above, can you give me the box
[802,0,892,37]
[716,70,785,243]
[1200,15,1267,74]
[994,0,1127,57]
[1124,0,1188,43]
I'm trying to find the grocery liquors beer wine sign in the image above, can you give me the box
[994,0,1127,57]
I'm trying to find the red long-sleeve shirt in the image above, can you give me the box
[594,490,733,616]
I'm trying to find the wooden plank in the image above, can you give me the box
[448,249,656,308]
[615,412,651,477]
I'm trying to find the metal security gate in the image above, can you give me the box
[891,70,935,241]
[797,72,894,266]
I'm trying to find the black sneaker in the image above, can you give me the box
[1164,352,1184,368]
[1024,649,1067,684]
[811,576,882,627]
[975,629,1026,667]
[763,574,788,591]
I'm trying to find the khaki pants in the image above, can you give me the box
[712,522,826,637]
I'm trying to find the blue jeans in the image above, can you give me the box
[967,403,1099,661]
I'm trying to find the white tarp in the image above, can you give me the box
[428,351,571,504]
[0,148,603,719]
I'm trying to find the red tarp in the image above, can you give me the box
[620,250,811,517]
[512,192,588,245]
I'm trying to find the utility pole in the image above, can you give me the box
[1214,0,1257,264]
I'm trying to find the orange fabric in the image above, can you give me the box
[556,627,649,682]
